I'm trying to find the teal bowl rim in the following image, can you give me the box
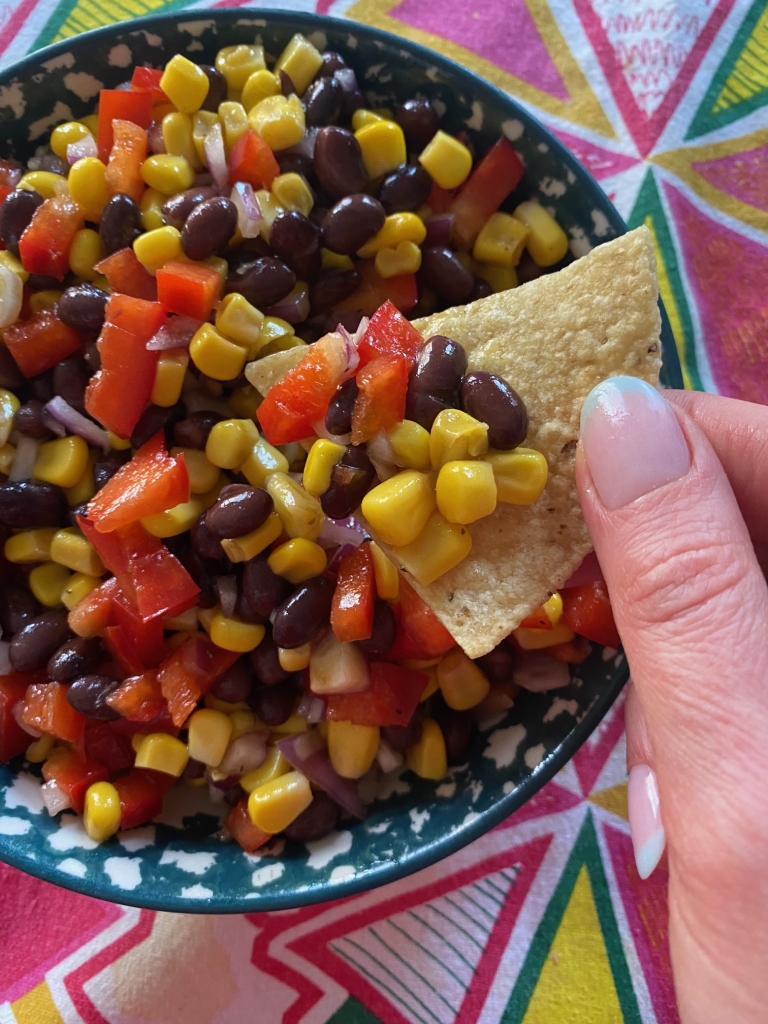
[0,8,682,913]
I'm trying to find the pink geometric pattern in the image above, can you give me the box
[693,144,768,213]
[551,129,640,180]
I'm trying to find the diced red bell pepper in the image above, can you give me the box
[561,581,621,648]
[158,635,240,727]
[67,576,119,637]
[3,309,81,379]
[18,194,85,281]
[0,159,20,190]
[427,180,456,215]
[331,542,375,643]
[387,603,435,661]
[104,625,147,676]
[326,661,427,727]
[83,720,135,773]
[0,673,38,761]
[156,260,222,321]
[519,604,553,630]
[257,332,348,445]
[228,129,280,190]
[113,768,173,830]
[85,293,165,439]
[395,578,456,658]
[449,137,525,248]
[131,66,167,102]
[106,671,167,723]
[88,430,189,533]
[334,259,418,317]
[351,352,409,444]
[22,682,87,745]
[41,747,109,814]
[97,88,153,164]
[0,185,11,207]
[356,299,423,370]
[94,247,157,301]
[226,798,271,853]
[104,119,148,205]
[111,586,168,666]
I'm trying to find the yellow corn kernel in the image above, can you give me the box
[79,113,99,135]
[218,101,249,153]
[544,591,563,626]
[162,111,201,171]
[216,44,266,91]
[160,54,210,114]
[248,769,312,832]
[192,110,219,164]
[375,240,422,278]
[139,187,166,232]
[133,225,182,273]
[152,102,177,122]
[241,68,280,112]
[278,644,311,672]
[437,648,491,710]
[4,527,57,563]
[253,189,286,241]
[351,108,382,131]
[266,472,324,540]
[357,212,426,258]
[240,437,290,487]
[0,443,15,475]
[274,33,323,93]
[240,747,290,792]
[420,665,440,701]
[205,418,258,470]
[407,718,447,779]
[34,435,88,489]
[28,289,62,315]
[65,456,94,506]
[141,494,208,538]
[513,620,576,650]
[67,157,110,222]
[83,781,122,843]
[355,119,407,180]
[18,171,65,199]
[28,561,71,607]
[26,733,55,763]
[370,541,399,601]
[513,201,569,267]
[321,248,354,271]
[485,448,548,504]
[68,228,103,281]
[393,510,472,585]
[107,430,132,451]
[269,712,307,737]
[270,172,314,217]
[0,250,29,283]
[61,572,100,611]
[50,120,91,159]
[228,709,258,737]
[216,293,265,355]
[435,460,497,525]
[419,131,472,190]
[190,323,248,381]
[303,438,345,496]
[187,708,234,767]
[50,527,104,576]
[477,263,518,292]
[328,720,380,780]
[130,734,144,754]
[135,732,190,777]
[221,512,283,563]
[473,212,529,268]
[229,384,261,421]
[248,94,305,152]
[201,690,245,715]
[387,419,430,471]
[0,387,19,446]
[170,447,219,494]
[150,349,189,407]
[268,538,327,584]
[361,470,436,547]
[141,155,195,196]
[430,409,489,469]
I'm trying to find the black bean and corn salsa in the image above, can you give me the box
[0,35,619,852]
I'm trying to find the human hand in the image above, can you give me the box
[576,381,768,1024]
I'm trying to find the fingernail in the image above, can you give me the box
[580,377,691,510]
[628,764,666,880]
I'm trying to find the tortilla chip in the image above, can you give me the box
[247,227,661,658]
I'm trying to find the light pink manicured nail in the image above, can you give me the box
[580,377,691,510]
[628,764,666,880]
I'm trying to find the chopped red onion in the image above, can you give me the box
[424,214,455,248]
[296,691,326,723]
[309,629,370,695]
[8,437,40,481]
[45,397,110,449]
[147,315,201,350]
[334,68,359,94]
[205,768,241,790]
[195,172,213,187]
[317,517,365,549]
[312,418,351,446]
[12,703,39,737]
[207,782,227,806]
[3,166,22,189]
[215,575,238,619]
[277,732,366,819]
[562,551,604,588]
[230,182,262,239]
[283,126,318,160]
[217,731,268,777]
[367,430,400,481]
[513,655,570,692]
[204,122,229,192]
[41,780,72,816]
[67,133,97,164]
[41,409,66,438]
[264,282,310,325]
[0,641,10,675]
[376,738,403,773]
[147,120,166,155]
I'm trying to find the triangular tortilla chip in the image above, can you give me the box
[246,227,661,658]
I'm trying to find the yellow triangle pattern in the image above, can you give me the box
[712,5,768,114]
[588,781,629,822]
[54,0,175,42]
[521,866,624,1024]
[11,982,65,1024]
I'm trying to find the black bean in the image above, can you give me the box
[321,194,385,255]
[0,583,40,636]
[99,193,141,255]
[468,276,493,302]
[181,196,238,261]
[205,485,273,538]
[249,633,289,686]
[303,74,344,127]
[225,257,296,308]
[249,677,297,726]
[13,400,51,439]
[321,444,376,520]
[0,188,44,256]
[235,584,264,625]
[405,335,466,430]
[173,410,223,450]
[382,704,424,753]
[242,556,292,620]
[29,371,54,403]
[279,69,296,96]
[130,403,174,450]
[332,310,365,335]
[309,268,361,311]
[83,341,100,374]
[396,98,439,152]
[269,211,321,263]
[314,127,368,201]
[47,637,103,683]
[210,657,254,703]
[52,356,88,413]
[476,641,516,685]
[227,237,271,273]
[325,377,358,436]
[180,548,219,608]
[460,370,528,449]
[284,247,321,282]
[378,164,432,214]
[341,86,366,121]
[200,65,227,112]
[68,502,89,528]
[66,675,121,720]
[0,345,23,389]
[420,247,474,302]
[276,152,315,183]
[191,512,227,561]
[9,609,70,672]
[28,275,61,293]
[356,600,396,658]
[224,783,246,807]
[183,757,206,779]
[0,480,67,529]
[92,448,130,490]
[58,283,108,334]
[284,791,340,842]
[161,186,219,229]
[432,696,473,763]
[272,576,334,649]
[317,52,348,77]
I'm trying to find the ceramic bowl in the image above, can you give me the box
[0,9,682,912]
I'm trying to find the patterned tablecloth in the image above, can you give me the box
[1,0,766,1021]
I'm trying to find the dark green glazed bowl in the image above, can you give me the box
[0,10,682,913]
